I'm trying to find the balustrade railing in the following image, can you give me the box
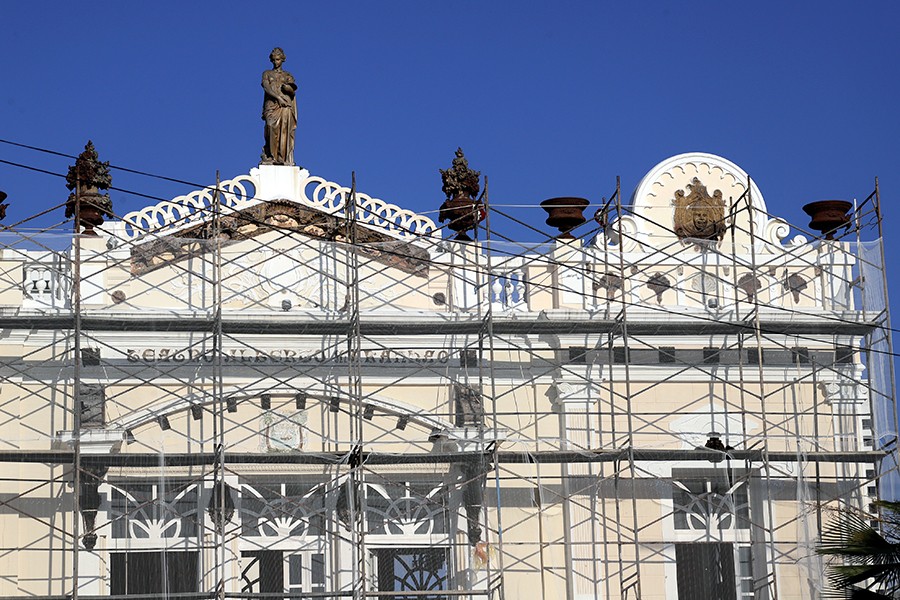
[7,239,869,316]
[23,259,70,308]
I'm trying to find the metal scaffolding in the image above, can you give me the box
[0,156,895,600]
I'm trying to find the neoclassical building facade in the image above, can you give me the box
[0,152,892,600]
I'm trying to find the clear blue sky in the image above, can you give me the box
[1,1,899,319]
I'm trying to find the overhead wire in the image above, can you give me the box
[2,147,899,357]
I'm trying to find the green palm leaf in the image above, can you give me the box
[818,507,900,598]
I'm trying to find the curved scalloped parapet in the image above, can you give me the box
[121,171,437,241]
[121,175,258,239]
[298,175,437,239]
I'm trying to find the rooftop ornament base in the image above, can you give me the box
[541,197,589,239]
[439,196,483,241]
[802,200,852,240]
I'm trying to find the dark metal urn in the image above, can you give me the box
[802,200,852,240]
[541,197,590,239]
[65,188,113,236]
[439,195,483,242]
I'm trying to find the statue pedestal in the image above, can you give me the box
[250,164,309,203]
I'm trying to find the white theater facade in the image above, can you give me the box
[0,152,892,600]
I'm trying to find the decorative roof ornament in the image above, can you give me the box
[260,47,298,167]
[672,177,726,242]
[438,148,484,242]
[65,141,114,235]
[65,141,112,192]
[541,197,589,240]
[802,200,852,240]
[440,148,481,200]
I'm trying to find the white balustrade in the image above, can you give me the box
[23,262,70,307]
[489,269,527,312]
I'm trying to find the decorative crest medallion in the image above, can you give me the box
[672,177,726,241]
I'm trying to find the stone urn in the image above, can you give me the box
[439,195,484,242]
[65,187,113,236]
[802,200,852,240]
[438,148,483,242]
[65,142,114,235]
[541,197,590,239]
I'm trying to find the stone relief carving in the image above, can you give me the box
[646,273,671,304]
[672,177,726,241]
[690,272,718,296]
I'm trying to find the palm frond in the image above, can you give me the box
[819,513,900,564]
[819,505,900,598]
[820,587,893,600]
[828,564,900,587]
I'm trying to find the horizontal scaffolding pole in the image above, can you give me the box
[3,448,886,466]
[0,312,875,336]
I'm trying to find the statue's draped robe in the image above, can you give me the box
[261,70,297,166]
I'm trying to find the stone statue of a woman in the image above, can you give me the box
[260,47,297,166]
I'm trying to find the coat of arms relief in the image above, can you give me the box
[672,177,727,242]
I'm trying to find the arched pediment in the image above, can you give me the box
[625,152,806,250]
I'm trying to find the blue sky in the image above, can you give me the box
[1,1,898,313]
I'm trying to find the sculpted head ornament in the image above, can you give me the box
[672,177,726,241]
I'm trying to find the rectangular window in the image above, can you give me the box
[659,347,676,363]
[459,349,477,368]
[675,543,736,600]
[242,550,327,595]
[836,346,855,363]
[374,547,449,599]
[79,384,105,427]
[791,346,810,364]
[568,346,587,364]
[110,551,198,598]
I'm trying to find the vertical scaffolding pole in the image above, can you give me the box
[747,177,779,599]
[602,187,625,598]
[873,178,900,494]
[614,177,641,600]
[482,178,506,599]
[72,181,82,600]
[346,173,366,600]
[214,171,226,600]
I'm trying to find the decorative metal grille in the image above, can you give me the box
[673,475,749,531]
[375,548,449,599]
[366,481,448,536]
[240,482,326,538]
[109,482,200,539]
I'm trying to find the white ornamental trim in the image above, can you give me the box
[121,171,438,241]
[121,175,258,239]
[297,174,438,239]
